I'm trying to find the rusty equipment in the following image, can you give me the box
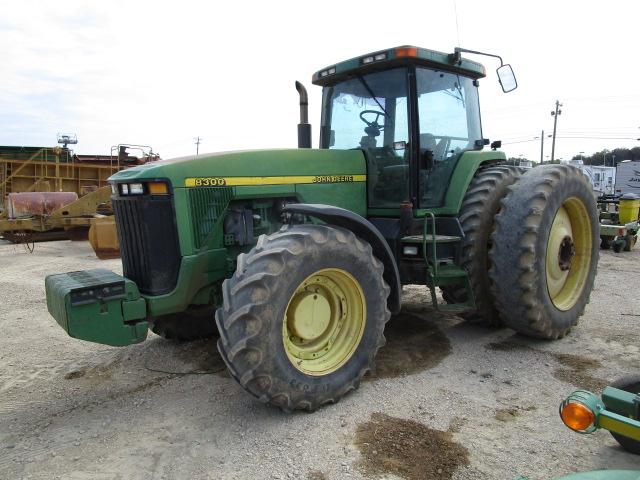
[0,186,113,244]
[7,192,79,218]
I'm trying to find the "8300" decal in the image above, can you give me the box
[191,177,227,186]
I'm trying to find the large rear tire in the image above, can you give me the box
[489,164,599,339]
[441,165,523,326]
[216,224,390,411]
[149,306,217,341]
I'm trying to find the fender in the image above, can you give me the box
[283,203,401,315]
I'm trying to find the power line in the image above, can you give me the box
[502,139,539,145]
[554,136,640,140]
[194,136,202,155]
[503,135,640,145]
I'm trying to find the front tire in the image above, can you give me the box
[216,224,390,411]
[489,164,599,339]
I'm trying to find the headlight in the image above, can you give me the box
[403,246,419,256]
[116,181,169,195]
[129,183,144,195]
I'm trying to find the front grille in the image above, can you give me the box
[188,186,233,248]
[113,196,181,296]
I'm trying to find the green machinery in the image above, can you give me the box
[560,376,640,455]
[45,46,600,410]
[599,193,639,252]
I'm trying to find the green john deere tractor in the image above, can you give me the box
[45,45,599,411]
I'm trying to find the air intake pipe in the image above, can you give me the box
[295,81,312,148]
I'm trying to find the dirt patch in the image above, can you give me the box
[62,357,121,384]
[550,352,607,392]
[495,407,519,422]
[590,328,640,347]
[64,370,85,380]
[367,313,451,381]
[552,369,607,392]
[306,471,328,480]
[485,338,533,352]
[551,352,601,371]
[355,412,469,480]
[145,338,228,376]
[486,341,607,392]
[495,405,536,422]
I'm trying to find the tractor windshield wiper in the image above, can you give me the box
[443,76,466,107]
[357,76,389,118]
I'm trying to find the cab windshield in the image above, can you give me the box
[416,67,482,207]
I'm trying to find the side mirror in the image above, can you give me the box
[329,129,335,147]
[497,64,517,93]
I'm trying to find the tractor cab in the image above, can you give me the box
[312,46,512,212]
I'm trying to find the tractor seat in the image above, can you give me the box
[360,135,377,149]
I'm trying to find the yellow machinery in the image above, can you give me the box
[0,186,113,243]
[619,194,640,224]
[88,216,120,259]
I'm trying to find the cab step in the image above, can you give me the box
[425,266,475,313]
[414,211,475,313]
[401,234,461,244]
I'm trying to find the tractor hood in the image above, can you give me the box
[109,149,367,189]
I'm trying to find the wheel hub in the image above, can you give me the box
[558,235,576,271]
[287,292,331,341]
[283,269,366,376]
[546,199,593,311]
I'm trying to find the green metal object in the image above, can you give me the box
[45,269,148,346]
[44,46,508,347]
[369,150,508,218]
[560,387,640,442]
[312,45,486,86]
[518,471,640,480]
[598,196,639,252]
[554,471,640,480]
[600,224,628,237]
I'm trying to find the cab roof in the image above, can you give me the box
[312,45,486,86]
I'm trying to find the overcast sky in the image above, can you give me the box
[1,1,639,162]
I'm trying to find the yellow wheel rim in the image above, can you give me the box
[546,197,593,311]
[283,268,366,376]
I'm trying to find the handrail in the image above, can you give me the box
[422,210,438,277]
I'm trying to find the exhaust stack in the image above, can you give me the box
[295,81,311,148]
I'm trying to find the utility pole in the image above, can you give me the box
[550,100,562,162]
[540,130,544,164]
[194,136,202,155]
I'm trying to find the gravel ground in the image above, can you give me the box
[1,239,639,479]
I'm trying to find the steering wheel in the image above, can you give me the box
[359,110,386,132]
